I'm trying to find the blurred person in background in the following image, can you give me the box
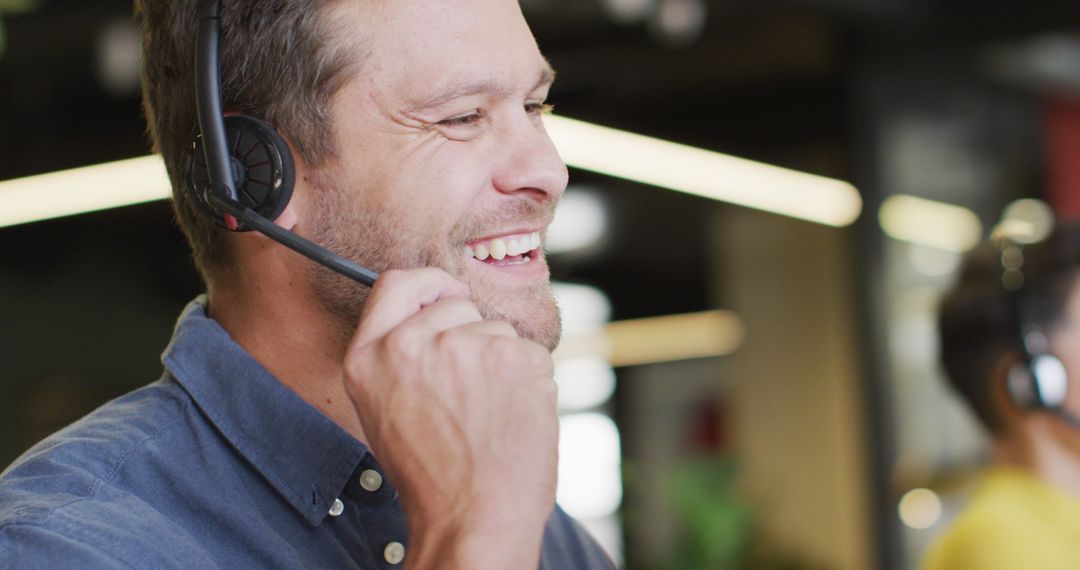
[924,220,1080,569]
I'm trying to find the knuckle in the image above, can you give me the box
[491,320,518,337]
[486,335,520,359]
[450,299,483,321]
[383,326,422,359]
[442,327,485,356]
[342,351,372,394]
[434,328,465,352]
[415,266,453,287]
[524,342,554,373]
[343,350,362,377]
[486,336,552,372]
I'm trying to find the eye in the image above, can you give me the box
[526,102,554,116]
[438,111,483,128]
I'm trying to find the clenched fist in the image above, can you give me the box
[343,268,559,569]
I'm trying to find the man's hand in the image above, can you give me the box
[342,268,558,569]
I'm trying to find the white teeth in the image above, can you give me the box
[467,231,542,262]
[490,239,507,260]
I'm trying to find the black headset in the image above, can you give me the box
[999,236,1080,428]
[187,0,378,287]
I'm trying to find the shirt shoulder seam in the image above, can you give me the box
[5,396,192,530]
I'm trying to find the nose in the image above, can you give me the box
[492,114,569,201]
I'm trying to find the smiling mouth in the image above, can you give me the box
[464,231,542,266]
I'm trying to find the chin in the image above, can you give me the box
[511,310,563,352]
[474,285,562,352]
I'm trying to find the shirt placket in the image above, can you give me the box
[331,454,409,567]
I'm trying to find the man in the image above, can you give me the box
[924,222,1080,569]
[0,0,613,568]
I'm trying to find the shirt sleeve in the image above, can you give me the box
[540,505,616,570]
[0,523,137,569]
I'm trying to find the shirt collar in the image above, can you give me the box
[162,296,369,526]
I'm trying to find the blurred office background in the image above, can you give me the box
[4,0,1080,568]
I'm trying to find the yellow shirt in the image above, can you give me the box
[923,467,1080,570]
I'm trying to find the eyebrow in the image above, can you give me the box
[407,62,556,114]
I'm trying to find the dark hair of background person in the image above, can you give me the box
[938,221,1080,436]
[133,0,367,281]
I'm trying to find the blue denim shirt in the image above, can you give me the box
[0,297,612,569]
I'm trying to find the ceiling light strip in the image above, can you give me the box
[545,115,863,227]
[878,194,983,252]
[554,310,746,367]
[0,156,170,228]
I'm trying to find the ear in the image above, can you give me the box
[272,200,299,230]
[993,352,1028,421]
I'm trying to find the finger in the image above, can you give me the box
[352,268,470,347]
[399,297,485,336]
[450,319,520,339]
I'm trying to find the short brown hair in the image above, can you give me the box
[134,0,363,280]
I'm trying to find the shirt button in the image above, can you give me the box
[359,469,383,492]
[328,498,344,517]
[384,541,405,565]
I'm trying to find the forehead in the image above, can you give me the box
[332,0,549,103]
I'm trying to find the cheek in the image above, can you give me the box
[407,142,492,213]
[354,134,497,243]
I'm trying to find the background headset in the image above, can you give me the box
[187,0,378,287]
[998,235,1080,429]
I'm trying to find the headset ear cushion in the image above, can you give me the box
[186,115,296,231]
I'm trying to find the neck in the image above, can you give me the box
[207,263,367,444]
[994,415,1080,498]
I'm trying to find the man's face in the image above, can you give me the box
[305,0,568,350]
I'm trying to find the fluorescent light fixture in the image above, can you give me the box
[879,194,983,253]
[554,357,617,412]
[995,198,1055,245]
[1,115,861,229]
[546,186,608,254]
[544,115,862,227]
[553,281,613,333]
[557,412,623,519]
[554,309,745,367]
[907,245,962,278]
[0,155,170,228]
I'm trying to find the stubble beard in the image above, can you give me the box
[306,177,563,351]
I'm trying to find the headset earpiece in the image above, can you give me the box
[1030,353,1069,408]
[1006,347,1069,411]
[186,115,295,231]
[189,0,376,285]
